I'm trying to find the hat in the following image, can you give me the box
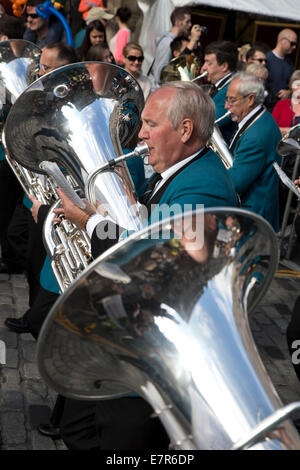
[85,7,114,25]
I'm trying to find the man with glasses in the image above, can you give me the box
[24,0,64,48]
[38,42,78,76]
[225,71,281,231]
[266,28,297,110]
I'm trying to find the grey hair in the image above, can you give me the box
[246,63,268,81]
[160,81,215,143]
[289,69,300,89]
[231,71,265,105]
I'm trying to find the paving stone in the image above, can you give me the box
[30,430,56,450]
[0,284,12,295]
[1,412,26,445]
[5,348,19,368]
[0,296,13,305]
[22,363,42,381]
[2,391,24,410]
[0,331,18,349]
[1,368,21,390]
[23,381,49,405]
[21,342,37,363]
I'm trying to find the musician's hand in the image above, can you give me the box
[28,194,43,224]
[54,188,96,230]
[294,178,300,191]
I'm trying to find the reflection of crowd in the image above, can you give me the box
[1,0,300,451]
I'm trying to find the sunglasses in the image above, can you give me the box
[252,57,267,63]
[26,13,39,19]
[126,55,144,63]
[284,37,297,47]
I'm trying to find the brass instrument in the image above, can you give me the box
[37,207,300,449]
[0,39,57,203]
[160,54,203,83]
[209,112,233,169]
[3,62,147,291]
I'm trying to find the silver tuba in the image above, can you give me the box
[37,207,300,449]
[3,62,148,291]
[0,39,60,204]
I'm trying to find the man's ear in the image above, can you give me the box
[219,61,229,73]
[179,118,194,143]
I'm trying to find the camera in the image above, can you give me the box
[200,26,208,35]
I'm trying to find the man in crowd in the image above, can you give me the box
[201,40,238,143]
[148,6,202,90]
[266,28,298,110]
[225,71,281,231]
[51,81,237,450]
[23,0,64,48]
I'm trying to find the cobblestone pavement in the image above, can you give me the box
[0,263,300,450]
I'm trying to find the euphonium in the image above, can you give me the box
[37,207,300,449]
[3,62,147,291]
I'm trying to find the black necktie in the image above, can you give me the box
[139,173,162,206]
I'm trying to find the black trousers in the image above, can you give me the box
[0,160,23,270]
[26,286,59,340]
[59,396,170,450]
[287,295,300,382]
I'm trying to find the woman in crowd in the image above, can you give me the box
[109,7,131,65]
[272,69,300,135]
[122,42,151,100]
[77,19,106,60]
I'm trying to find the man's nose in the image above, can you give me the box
[138,124,147,140]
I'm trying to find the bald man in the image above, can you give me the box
[266,28,298,110]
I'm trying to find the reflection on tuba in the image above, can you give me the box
[3,62,147,291]
[37,207,300,449]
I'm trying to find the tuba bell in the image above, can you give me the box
[37,207,300,449]
[0,39,60,204]
[3,62,148,291]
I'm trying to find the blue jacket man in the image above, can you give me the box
[201,40,238,144]
[54,82,238,450]
[226,72,281,232]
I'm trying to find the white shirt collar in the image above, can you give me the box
[151,148,204,198]
[215,73,232,88]
[237,104,262,131]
